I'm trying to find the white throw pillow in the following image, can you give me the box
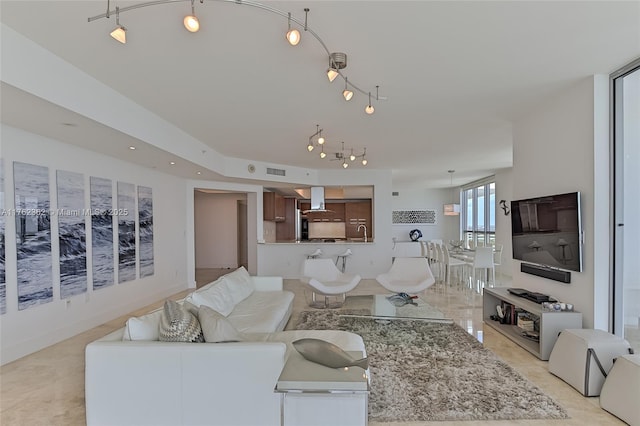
[198,305,245,343]
[198,276,225,292]
[122,309,163,341]
[220,267,255,305]
[185,283,235,317]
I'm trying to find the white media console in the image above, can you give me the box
[483,287,583,360]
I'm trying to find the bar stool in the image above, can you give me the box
[306,248,323,259]
[335,248,352,272]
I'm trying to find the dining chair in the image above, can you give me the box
[467,247,495,293]
[441,245,468,287]
[493,244,503,284]
[434,243,444,282]
[420,240,427,260]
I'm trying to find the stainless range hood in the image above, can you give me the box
[303,187,332,213]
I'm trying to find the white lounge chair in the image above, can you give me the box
[300,258,361,308]
[375,257,436,294]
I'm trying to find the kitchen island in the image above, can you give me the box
[257,239,385,279]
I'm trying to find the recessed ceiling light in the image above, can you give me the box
[61,122,77,127]
[169,161,176,165]
[129,146,136,150]
[196,171,202,175]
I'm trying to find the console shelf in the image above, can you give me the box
[483,287,582,360]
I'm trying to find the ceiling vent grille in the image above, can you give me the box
[266,167,286,176]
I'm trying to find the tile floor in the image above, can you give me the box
[0,275,627,426]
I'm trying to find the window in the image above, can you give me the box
[462,179,495,248]
[612,59,640,352]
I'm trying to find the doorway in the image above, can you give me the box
[193,190,248,287]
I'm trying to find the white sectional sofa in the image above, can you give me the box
[85,268,368,426]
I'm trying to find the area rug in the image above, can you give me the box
[295,310,569,422]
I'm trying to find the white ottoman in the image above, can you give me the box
[600,354,640,426]
[548,329,632,396]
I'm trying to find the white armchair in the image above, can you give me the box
[300,258,362,308]
[376,257,436,294]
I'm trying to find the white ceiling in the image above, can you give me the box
[1,1,639,188]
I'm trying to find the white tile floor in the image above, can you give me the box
[0,274,628,425]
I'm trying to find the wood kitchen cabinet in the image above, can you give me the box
[276,198,296,240]
[264,192,285,222]
[302,202,345,222]
[345,200,372,239]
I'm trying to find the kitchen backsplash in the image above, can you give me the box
[309,222,346,239]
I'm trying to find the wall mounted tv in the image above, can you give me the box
[511,192,583,273]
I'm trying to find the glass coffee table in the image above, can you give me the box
[340,294,452,323]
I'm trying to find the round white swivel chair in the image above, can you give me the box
[376,257,436,295]
[301,258,361,308]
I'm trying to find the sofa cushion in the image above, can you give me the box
[220,267,255,304]
[122,308,163,341]
[228,290,294,333]
[198,305,245,343]
[159,300,204,343]
[185,282,235,317]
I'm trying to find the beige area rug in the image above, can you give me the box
[295,311,569,422]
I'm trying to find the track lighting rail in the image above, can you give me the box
[88,0,385,102]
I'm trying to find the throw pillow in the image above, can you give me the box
[158,300,204,343]
[292,338,368,369]
[198,305,245,343]
[220,266,255,304]
[122,308,163,341]
[185,283,235,317]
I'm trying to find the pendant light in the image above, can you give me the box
[343,77,354,101]
[110,7,126,44]
[444,170,461,216]
[285,12,300,45]
[183,0,200,32]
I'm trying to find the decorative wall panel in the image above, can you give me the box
[56,170,87,298]
[137,186,154,278]
[117,182,136,283]
[14,162,53,310]
[90,177,114,290]
[392,209,437,225]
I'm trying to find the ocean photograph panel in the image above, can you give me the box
[90,177,114,290]
[14,162,53,310]
[0,160,5,314]
[138,186,154,278]
[117,182,136,283]
[57,170,87,299]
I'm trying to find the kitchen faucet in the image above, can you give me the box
[357,224,368,242]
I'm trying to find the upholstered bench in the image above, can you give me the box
[600,354,640,425]
[548,328,632,396]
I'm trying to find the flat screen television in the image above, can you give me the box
[511,192,583,272]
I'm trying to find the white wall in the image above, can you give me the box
[0,125,189,364]
[390,188,460,243]
[512,76,610,329]
[494,168,514,278]
[194,192,246,269]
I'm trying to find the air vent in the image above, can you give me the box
[266,167,286,176]
[392,191,399,196]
